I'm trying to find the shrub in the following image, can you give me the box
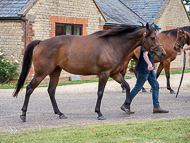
[0,52,19,83]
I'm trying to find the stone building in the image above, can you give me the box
[0,0,106,83]
[0,0,190,83]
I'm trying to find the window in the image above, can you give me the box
[56,23,82,36]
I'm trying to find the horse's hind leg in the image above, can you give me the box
[95,72,109,120]
[20,75,45,122]
[48,66,67,119]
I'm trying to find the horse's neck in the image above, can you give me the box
[186,32,190,45]
[120,29,144,54]
[160,33,177,46]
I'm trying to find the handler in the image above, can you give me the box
[121,24,169,114]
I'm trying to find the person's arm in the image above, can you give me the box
[181,45,190,52]
[143,51,154,71]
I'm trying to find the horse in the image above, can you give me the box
[13,23,166,122]
[174,27,190,51]
[121,26,190,94]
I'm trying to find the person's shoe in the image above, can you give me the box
[153,106,169,113]
[120,104,135,114]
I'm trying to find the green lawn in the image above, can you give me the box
[0,118,189,143]
[1,68,190,89]
[0,76,131,89]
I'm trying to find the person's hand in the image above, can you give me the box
[148,64,154,71]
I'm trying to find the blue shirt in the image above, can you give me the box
[135,46,154,74]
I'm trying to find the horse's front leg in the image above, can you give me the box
[48,67,67,119]
[166,73,176,94]
[95,72,109,120]
[111,73,131,115]
[163,62,176,94]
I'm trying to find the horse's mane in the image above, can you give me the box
[161,26,190,37]
[161,29,177,37]
[98,24,155,37]
[182,26,190,33]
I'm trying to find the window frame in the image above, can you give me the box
[55,23,82,36]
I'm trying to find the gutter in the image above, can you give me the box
[0,17,22,20]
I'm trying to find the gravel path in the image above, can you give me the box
[0,73,190,133]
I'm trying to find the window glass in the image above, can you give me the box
[64,25,72,35]
[74,27,81,35]
[56,24,82,36]
[56,26,63,35]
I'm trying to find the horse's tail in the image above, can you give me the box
[13,40,41,98]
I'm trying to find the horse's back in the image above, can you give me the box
[32,34,111,75]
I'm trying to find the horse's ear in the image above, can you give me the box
[146,22,150,30]
[180,28,184,32]
[178,28,184,33]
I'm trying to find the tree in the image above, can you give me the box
[184,0,190,5]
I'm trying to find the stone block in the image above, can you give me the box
[69,75,82,81]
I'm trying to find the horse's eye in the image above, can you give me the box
[179,37,182,40]
[151,37,155,40]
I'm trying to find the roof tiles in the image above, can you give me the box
[0,0,30,18]
[121,0,165,23]
[95,0,146,25]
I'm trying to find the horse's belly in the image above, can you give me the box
[59,61,98,75]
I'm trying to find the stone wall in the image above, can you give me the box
[0,20,24,72]
[25,0,104,81]
[27,0,104,39]
[157,0,190,70]
[0,0,105,83]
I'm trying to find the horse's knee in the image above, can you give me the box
[26,84,33,95]
[166,73,170,79]
[48,88,55,98]
[97,91,103,99]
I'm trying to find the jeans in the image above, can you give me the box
[124,70,160,107]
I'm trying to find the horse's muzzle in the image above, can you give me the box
[173,45,180,52]
[158,51,166,60]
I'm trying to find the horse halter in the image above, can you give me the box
[143,28,162,52]
[175,31,187,49]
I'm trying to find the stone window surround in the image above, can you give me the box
[49,16,88,37]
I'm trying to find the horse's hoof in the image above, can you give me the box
[122,89,126,93]
[170,90,176,94]
[97,116,106,120]
[20,115,26,122]
[59,114,67,119]
[120,105,130,116]
[142,89,147,92]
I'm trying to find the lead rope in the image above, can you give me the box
[176,51,186,98]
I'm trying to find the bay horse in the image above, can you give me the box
[174,27,190,51]
[121,26,190,94]
[13,23,166,122]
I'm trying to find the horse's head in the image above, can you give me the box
[174,28,187,51]
[142,23,166,60]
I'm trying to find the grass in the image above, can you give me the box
[0,118,190,143]
[1,68,190,89]
[160,68,190,75]
[0,76,131,89]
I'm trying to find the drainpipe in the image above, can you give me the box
[24,20,27,49]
